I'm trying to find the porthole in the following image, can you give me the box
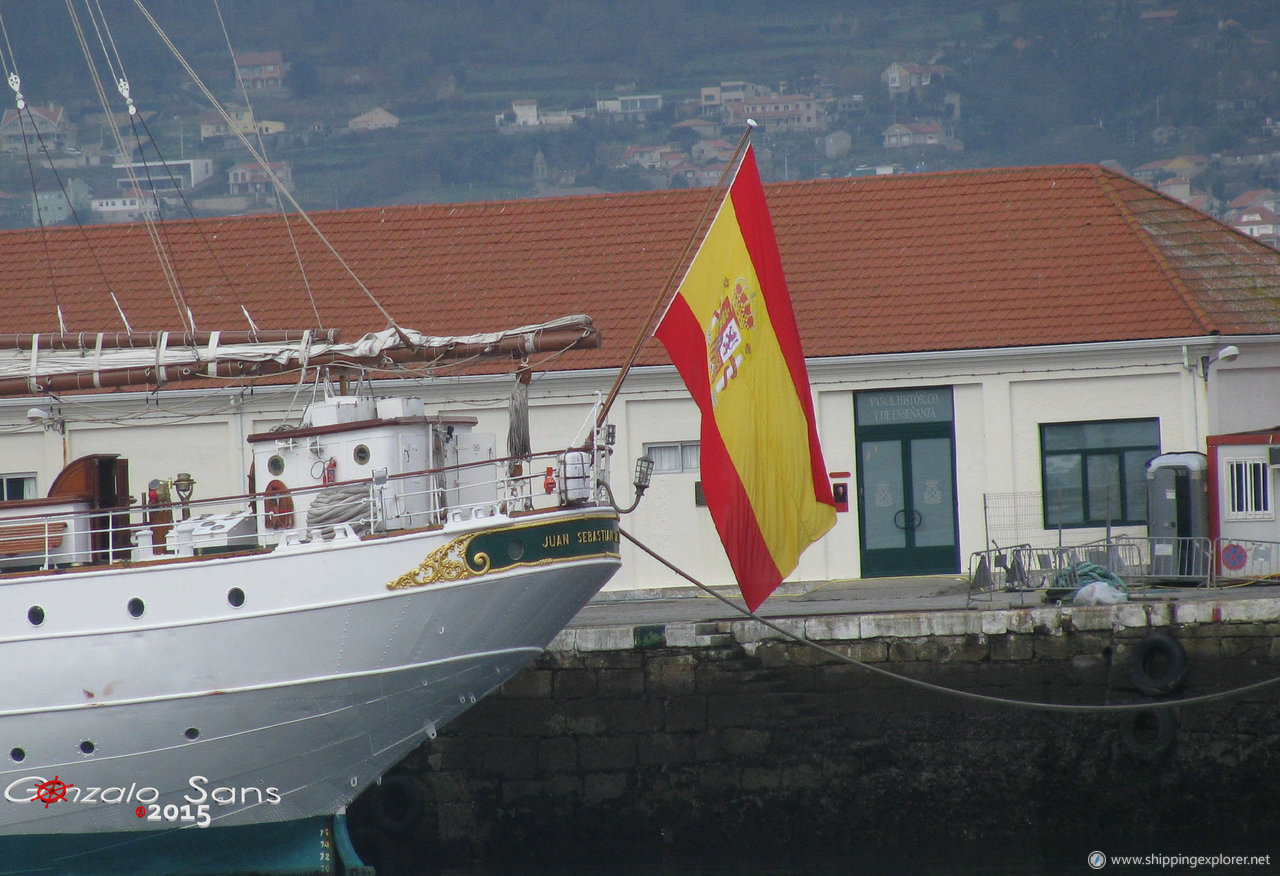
[267,455,285,476]
[27,606,44,627]
[227,588,245,608]
[9,748,24,763]
[184,727,200,741]
[127,598,145,618]
[353,444,371,465]
[79,740,95,755]
[506,539,525,561]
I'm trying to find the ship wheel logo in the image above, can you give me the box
[31,776,74,808]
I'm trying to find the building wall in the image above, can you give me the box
[0,337,1274,592]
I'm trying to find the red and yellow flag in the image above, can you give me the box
[655,146,836,611]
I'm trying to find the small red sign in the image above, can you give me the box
[1222,543,1248,571]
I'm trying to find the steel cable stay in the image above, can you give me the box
[618,528,1280,714]
[0,13,66,333]
[211,0,324,332]
[64,0,192,336]
[1,9,147,340]
[85,0,264,340]
[130,0,404,334]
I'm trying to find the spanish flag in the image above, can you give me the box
[655,146,836,610]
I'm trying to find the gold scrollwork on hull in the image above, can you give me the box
[387,533,490,590]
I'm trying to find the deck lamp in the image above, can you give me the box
[609,456,655,515]
[633,456,654,498]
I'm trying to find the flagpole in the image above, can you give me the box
[594,120,758,428]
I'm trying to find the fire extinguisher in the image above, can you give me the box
[543,466,556,494]
[323,457,337,485]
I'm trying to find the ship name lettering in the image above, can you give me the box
[542,533,570,549]
[577,529,618,544]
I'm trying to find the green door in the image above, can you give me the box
[856,390,959,577]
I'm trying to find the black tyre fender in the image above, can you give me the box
[1121,706,1177,760]
[1129,632,1188,695]
[370,772,425,837]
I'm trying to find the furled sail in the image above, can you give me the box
[0,315,599,396]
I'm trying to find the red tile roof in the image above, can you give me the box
[1228,189,1273,209]
[4,164,1280,376]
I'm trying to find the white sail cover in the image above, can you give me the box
[0,316,596,393]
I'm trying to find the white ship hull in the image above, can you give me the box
[0,507,619,836]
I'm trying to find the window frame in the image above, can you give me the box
[1,473,36,501]
[1223,457,1273,521]
[643,440,700,475]
[1039,418,1159,529]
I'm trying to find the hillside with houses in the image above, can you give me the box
[0,1,1277,241]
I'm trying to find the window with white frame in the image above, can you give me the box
[1224,458,1273,520]
[644,441,700,474]
[1,474,35,501]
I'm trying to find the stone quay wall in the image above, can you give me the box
[348,597,1280,873]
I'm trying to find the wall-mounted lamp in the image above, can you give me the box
[26,407,65,434]
[1200,344,1240,379]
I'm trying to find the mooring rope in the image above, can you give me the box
[619,528,1280,714]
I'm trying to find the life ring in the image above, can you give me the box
[1120,706,1176,760]
[369,773,424,837]
[262,479,295,530]
[1129,632,1188,695]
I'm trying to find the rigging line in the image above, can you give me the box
[91,0,259,337]
[129,110,257,328]
[76,1,189,337]
[618,528,1280,715]
[132,0,400,330]
[15,108,64,326]
[213,0,324,332]
[0,12,15,77]
[0,10,22,82]
[0,12,64,327]
[65,0,191,335]
[1,6,133,330]
[104,0,264,337]
[84,0,195,337]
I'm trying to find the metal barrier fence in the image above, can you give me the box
[1214,538,1280,581]
[966,535,1271,596]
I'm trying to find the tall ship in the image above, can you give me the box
[0,321,629,871]
[0,4,636,870]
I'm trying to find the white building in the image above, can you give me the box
[90,188,160,223]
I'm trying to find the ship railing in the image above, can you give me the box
[354,444,611,533]
[0,444,613,570]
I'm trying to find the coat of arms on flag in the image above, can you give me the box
[706,277,757,404]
